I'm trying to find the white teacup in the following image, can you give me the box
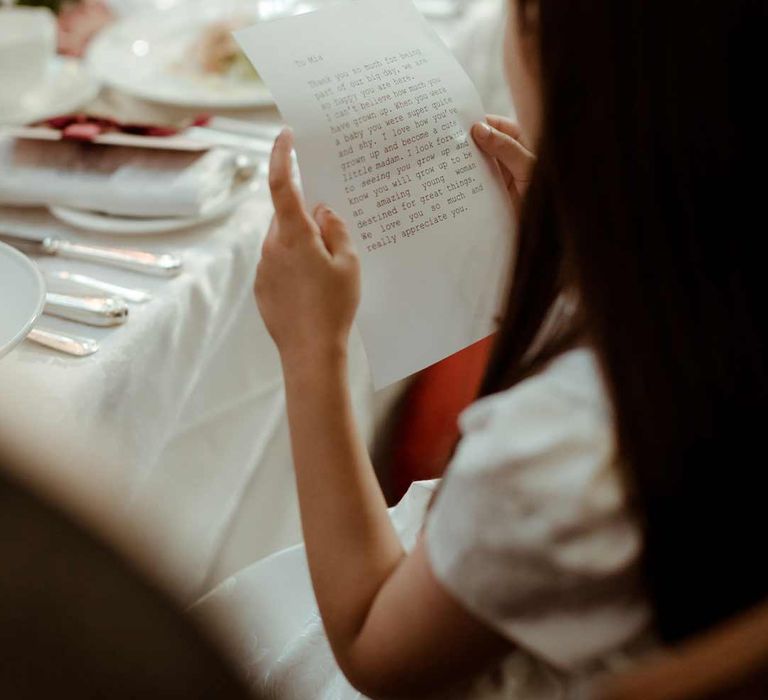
[0,7,56,115]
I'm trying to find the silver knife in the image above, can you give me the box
[44,292,129,327]
[47,271,152,304]
[0,231,182,277]
[27,328,99,356]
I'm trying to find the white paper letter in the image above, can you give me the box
[236,0,515,388]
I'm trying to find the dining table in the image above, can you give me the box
[0,190,378,602]
[0,0,508,604]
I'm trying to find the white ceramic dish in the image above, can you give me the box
[85,0,305,109]
[49,175,261,235]
[0,241,46,359]
[0,57,100,126]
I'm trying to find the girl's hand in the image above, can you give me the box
[471,115,536,218]
[255,128,361,366]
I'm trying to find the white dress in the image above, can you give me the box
[192,349,653,699]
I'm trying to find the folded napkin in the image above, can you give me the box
[0,137,239,218]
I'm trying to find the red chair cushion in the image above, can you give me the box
[388,336,494,501]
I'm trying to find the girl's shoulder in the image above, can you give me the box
[427,347,650,672]
[460,347,609,436]
[453,348,614,483]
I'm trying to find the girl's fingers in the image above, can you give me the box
[485,115,524,143]
[314,205,353,256]
[471,121,535,196]
[268,127,313,242]
[262,215,279,248]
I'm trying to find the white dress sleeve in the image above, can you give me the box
[425,349,651,672]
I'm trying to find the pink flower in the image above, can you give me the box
[56,0,114,57]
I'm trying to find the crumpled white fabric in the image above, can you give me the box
[260,481,437,699]
[262,611,565,700]
[194,480,565,700]
[449,0,515,118]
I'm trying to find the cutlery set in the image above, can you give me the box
[0,119,273,359]
[0,230,181,357]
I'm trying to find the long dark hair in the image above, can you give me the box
[482,0,768,643]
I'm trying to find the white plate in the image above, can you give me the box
[85,0,305,109]
[49,176,261,235]
[0,57,100,126]
[0,242,46,359]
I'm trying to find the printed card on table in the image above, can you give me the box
[236,0,515,388]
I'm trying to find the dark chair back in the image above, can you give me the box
[0,460,253,699]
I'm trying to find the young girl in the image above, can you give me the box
[196,0,768,697]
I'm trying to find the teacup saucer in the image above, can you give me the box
[0,57,100,126]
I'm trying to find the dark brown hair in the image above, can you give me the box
[483,0,768,643]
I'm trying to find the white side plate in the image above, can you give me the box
[85,0,306,109]
[0,242,46,359]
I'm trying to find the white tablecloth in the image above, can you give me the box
[0,0,508,603]
[0,193,376,602]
